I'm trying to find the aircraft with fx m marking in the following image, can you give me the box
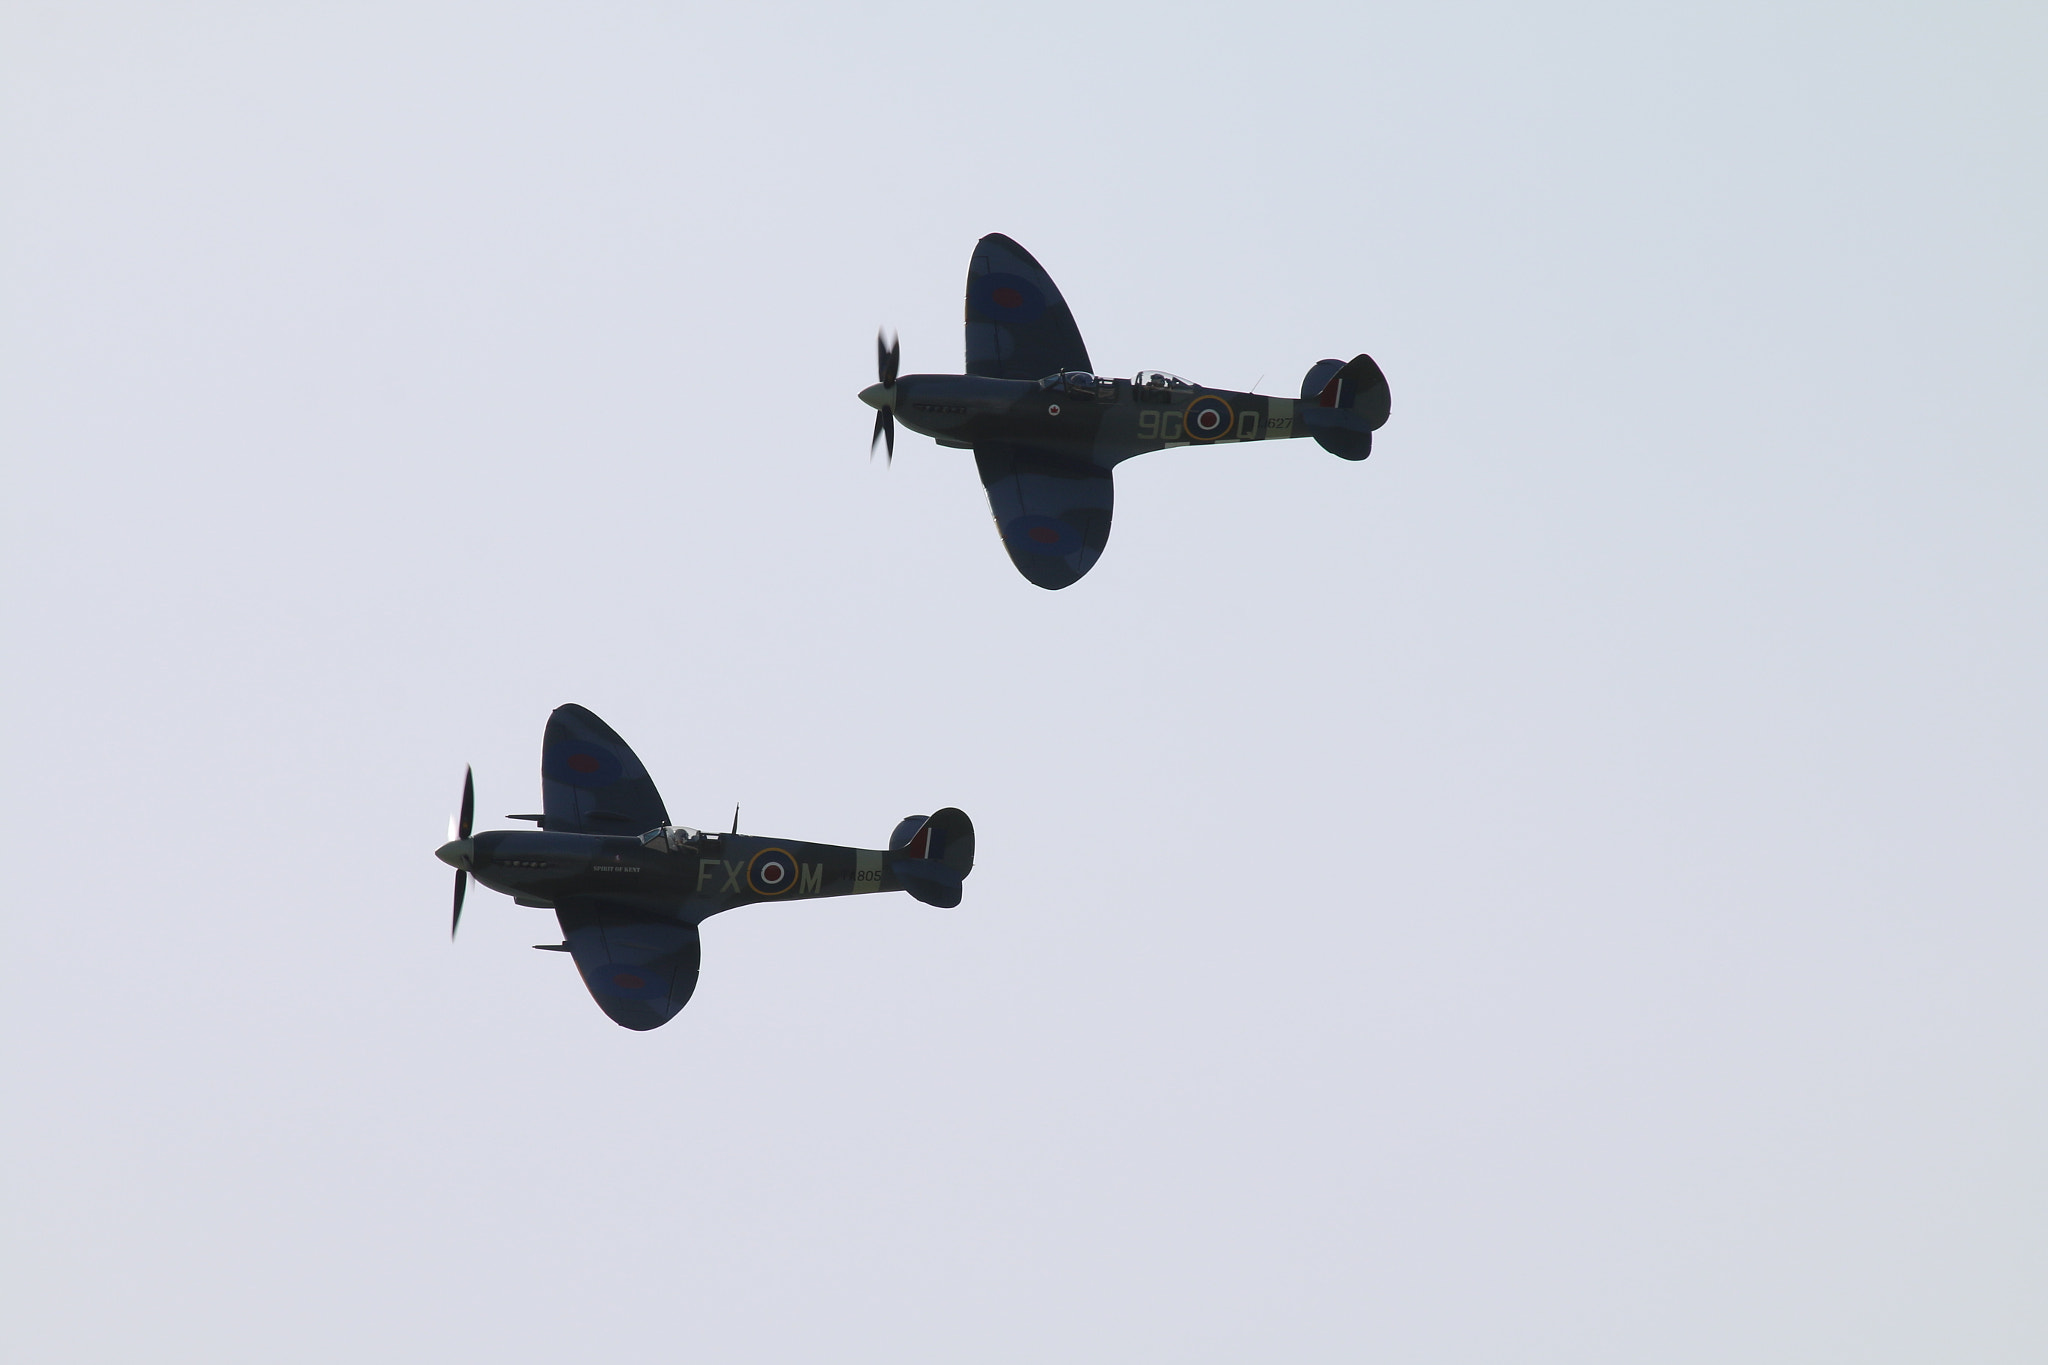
[435,703,975,1031]
[860,233,1392,590]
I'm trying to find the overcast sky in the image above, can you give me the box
[4,3,2044,1361]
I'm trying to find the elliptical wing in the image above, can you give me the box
[539,703,670,835]
[964,234,1092,381]
[974,442,1114,590]
[556,897,701,1031]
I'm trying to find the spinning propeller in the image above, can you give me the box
[439,766,475,939]
[866,329,899,462]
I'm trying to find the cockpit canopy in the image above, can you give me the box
[639,825,703,852]
[1037,370,1100,394]
[1135,370,1193,389]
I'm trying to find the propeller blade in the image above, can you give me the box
[449,765,474,940]
[876,328,899,386]
[867,330,900,463]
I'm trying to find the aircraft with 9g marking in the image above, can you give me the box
[861,233,1392,589]
[436,704,974,1030]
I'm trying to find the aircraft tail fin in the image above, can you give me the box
[1299,354,1390,460]
[888,807,975,908]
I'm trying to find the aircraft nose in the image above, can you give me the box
[858,382,892,410]
[436,838,474,870]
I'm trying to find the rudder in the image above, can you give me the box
[889,807,975,907]
[1299,354,1391,460]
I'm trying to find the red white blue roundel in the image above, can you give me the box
[544,742,622,789]
[969,271,1047,323]
[748,847,799,896]
[1003,514,1082,557]
[1183,395,1235,442]
[594,965,668,1000]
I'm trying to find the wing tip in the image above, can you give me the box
[974,231,1047,272]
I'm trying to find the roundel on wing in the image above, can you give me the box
[593,965,668,1000]
[1003,515,1083,558]
[748,847,800,896]
[544,742,622,789]
[969,272,1047,324]
[1183,395,1235,442]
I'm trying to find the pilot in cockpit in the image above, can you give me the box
[639,825,703,853]
[1038,370,1100,396]
[1134,370,1192,402]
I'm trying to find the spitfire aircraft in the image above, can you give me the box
[435,704,975,1031]
[860,233,1392,589]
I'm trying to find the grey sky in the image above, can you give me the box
[4,3,2044,1361]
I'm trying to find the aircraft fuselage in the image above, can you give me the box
[881,373,1313,467]
[451,828,901,924]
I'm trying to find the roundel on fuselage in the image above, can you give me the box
[747,847,799,896]
[1183,395,1235,442]
[969,271,1047,324]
